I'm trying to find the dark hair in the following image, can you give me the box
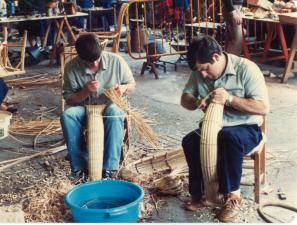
[187,35,222,71]
[75,34,102,62]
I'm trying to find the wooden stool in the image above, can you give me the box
[242,116,267,203]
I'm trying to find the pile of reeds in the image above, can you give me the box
[23,180,73,222]
[9,119,62,147]
[9,119,62,137]
[6,74,60,87]
[104,88,158,148]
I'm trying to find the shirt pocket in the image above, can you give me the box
[223,79,245,98]
[227,88,245,98]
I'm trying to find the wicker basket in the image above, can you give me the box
[200,103,223,204]
[86,105,106,181]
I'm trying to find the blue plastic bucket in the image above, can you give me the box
[65,180,144,223]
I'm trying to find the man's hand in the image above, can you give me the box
[114,84,127,97]
[196,98,208,112]
[85,80,100,93]
[211,88,230,105]
[231,11,242,25]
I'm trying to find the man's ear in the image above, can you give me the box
[212,53,220,62]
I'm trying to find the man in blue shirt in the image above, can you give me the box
[60,34,135,180]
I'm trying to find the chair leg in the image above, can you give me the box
[140,62,147,75]
[254,152,261,204]
[150,63,159,79]
[260,146,266,184]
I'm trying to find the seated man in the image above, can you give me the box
[60,34,135,180]
[0,78,17,113]
[181,35,269,222]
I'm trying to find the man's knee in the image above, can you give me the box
[60,106,86,124]
[182,130,200,152]
[104,104,125,117]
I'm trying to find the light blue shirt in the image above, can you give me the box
[183,53,269,127]
[63,51,135,106]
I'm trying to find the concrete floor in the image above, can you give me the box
[1,51,297,223]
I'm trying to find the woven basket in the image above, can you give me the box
[86,105,106,181]
[200,103,223,204]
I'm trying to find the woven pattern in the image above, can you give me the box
[126,149,187,174]
[86,105,106,181]
[200,103,223,204]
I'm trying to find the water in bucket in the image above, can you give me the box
[81,197,133,209]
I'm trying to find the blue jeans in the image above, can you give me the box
[182,124,262,200]
[60,104,125,173]
[0,78,8,105]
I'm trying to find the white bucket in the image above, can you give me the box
[0,110,12,140]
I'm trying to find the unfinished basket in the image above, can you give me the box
[200,103,223,204]
[126,149,187,175]
[86,105,106,181]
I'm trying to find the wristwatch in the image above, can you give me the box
[225,94,234,107]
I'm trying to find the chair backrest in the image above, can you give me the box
[79,3,129,53]
[0,27,27,77]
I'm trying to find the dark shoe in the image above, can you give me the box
[184,198,205,212]
[72,170,88,185]
[217,193,242,222]
[102,170,117,180]
[6,107,17,113]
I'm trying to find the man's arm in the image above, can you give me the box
[181,93,197,111]
[212,88,269,115]
[114,83,136,96]
[66,80,100,106]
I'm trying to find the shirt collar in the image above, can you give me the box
[221,52,236,77]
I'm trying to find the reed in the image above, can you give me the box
[104,88,158,148]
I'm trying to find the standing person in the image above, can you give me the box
[60,34,135,180]
[223,0,243,55]
[181,35,269,222]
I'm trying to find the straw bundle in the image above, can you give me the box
[9,119,62,136]
[104,88,158,148]
[200,103,223,204]
[23,181,73,222]
[5,74,60,87]
[86,105,105,180]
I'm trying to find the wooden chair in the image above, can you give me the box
[0,27,27,77]
[242,116,267,203]
[79,3,129,53]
